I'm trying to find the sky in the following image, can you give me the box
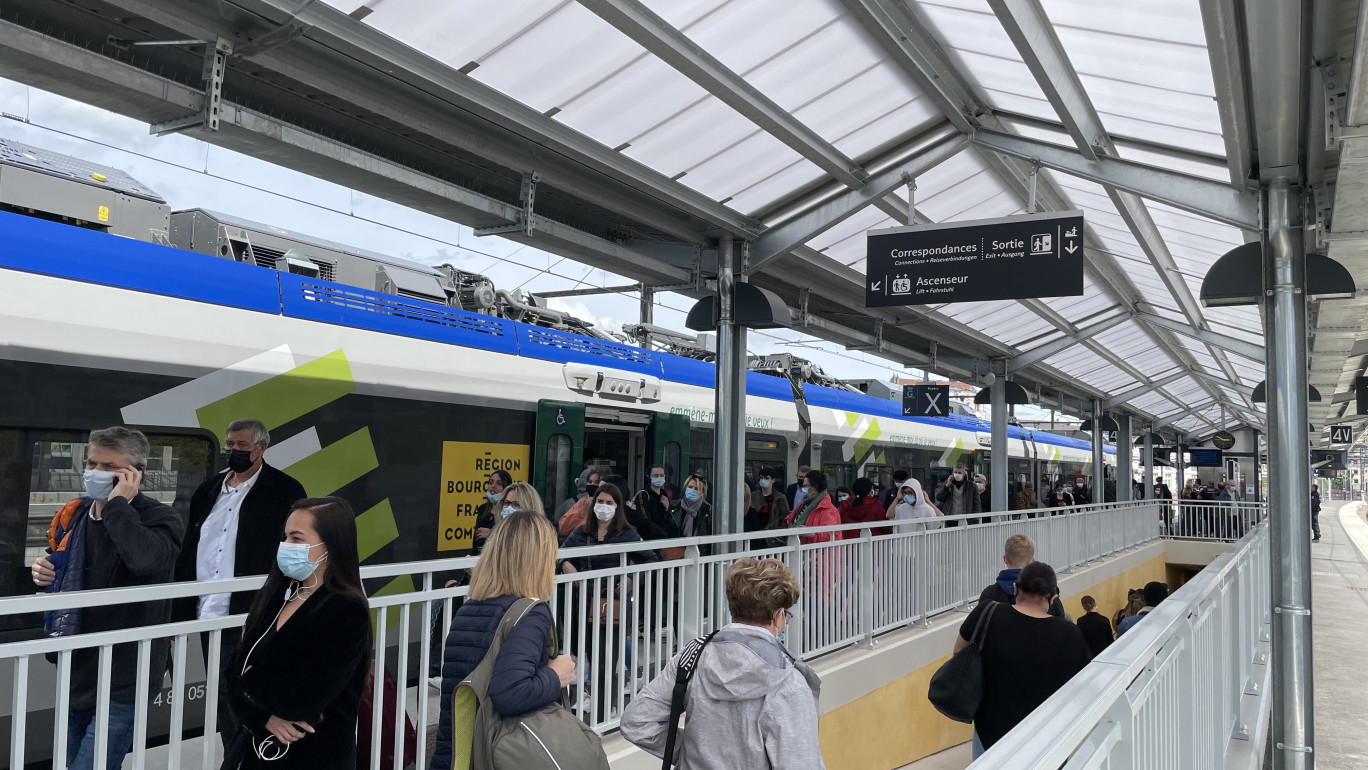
[0,78,1066,419]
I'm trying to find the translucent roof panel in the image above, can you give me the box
[1046,346,1140,393]
[1042,0,1226,155]
[917,1,1053,120]
[935,300,1058,348]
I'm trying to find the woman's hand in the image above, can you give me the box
[474,527,492,540]
[560,561,578,574]
[549,655,575,687]
[265,715,314,744]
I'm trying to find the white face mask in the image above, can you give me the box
[593,503,616,522]
[82,469,118,501]
[975,482,985,492]
[953,472,964,481]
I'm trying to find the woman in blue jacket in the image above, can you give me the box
[429,509,575,770]
[560,482,657,721]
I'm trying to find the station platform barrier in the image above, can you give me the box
[0,499,1270,770]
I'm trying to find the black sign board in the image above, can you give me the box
[1312,450,1347,470]
[1357,376,1368,415]
[866,211,1085,307]
[1330,425,1355,444]
[903,384,950,417]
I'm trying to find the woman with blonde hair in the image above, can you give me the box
[428,508,576,770]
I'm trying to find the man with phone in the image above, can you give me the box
[173,418,306,747]
[31,426,184,770]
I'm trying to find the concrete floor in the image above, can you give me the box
[1309,501,1368,769]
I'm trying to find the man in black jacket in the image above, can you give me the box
[1076,595,1114,658]
[173,418,305,745]
[30,426,184,770]
[879,469,910,510]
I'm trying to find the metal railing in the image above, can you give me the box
[976,518,1271,769]
[1162,500,1266,542]
[0,500,1165,769]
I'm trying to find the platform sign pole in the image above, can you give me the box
[990,361,1008,514]
[1091,398,1105,506]
[713,236,744,536]
[1116,414,1133,502]
[1143,429,1153,501]
[1264,180,1314,769]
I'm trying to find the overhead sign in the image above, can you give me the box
[903,384,950,417]
[1330,425,1355,444]
[438,441,530,552]
[865,210,1085,307]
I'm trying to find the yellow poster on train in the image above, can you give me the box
[438,441,531,552]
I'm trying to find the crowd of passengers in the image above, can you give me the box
[29,421,1198,770]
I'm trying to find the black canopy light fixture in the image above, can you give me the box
[973,380,1031,404]
[1200,241,1356,306]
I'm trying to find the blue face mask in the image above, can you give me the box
[650,476,666,488]
[277,542,327,581]
[758,479,772,490]
[501,506,516,519]
[486,490,504,503]
[82,469,118,502]
[903,493,916,505]
[777,628,788,645]
[797,487,807,499]
[684,487,701,502]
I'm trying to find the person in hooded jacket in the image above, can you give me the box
[620,557,824,769]
[886,479,944,533]
[977,534,1065,617]
[784,469,841,544]
[935,463,982,524]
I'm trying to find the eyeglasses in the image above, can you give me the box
[783,609,793,623]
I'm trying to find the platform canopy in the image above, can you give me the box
[3,0,1366,440]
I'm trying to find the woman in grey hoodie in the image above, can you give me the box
[620,558,825,769]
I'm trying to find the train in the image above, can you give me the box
[0,137,1112,764]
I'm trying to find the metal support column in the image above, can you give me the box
[1091,398,1105,504]
[1176,434,1187,492]
[1264,179,1314,768]
[1116,414,1133,502]
[990,361,1009,514]
[1143,430,1154,500]
[638,283,654,335]
[713,236,745,535]
[728,260,750,535]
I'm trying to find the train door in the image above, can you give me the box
[533,400,584,515]
[652,413,691,497]
[583,406,651,487]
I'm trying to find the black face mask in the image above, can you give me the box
[225,449,253,473]
[586,484,600,498]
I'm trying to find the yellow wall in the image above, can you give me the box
[1059,554,1169,626]
[818,654,971,770]
[818,554,1168,770]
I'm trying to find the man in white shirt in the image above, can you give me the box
[173,418,305,746]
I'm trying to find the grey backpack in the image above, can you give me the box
[453,597,610,770]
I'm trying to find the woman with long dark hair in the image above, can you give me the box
[559,482,657,721]
[472,469,514,554]
[221,497,371,769]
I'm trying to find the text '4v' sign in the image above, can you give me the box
[865,211,1086,307]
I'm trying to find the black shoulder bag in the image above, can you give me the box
[660,630,718,769]
[928,601,1001,723]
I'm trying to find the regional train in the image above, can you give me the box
[0,138,1112,764]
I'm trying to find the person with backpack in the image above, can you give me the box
[429,508,592,770]
[620,557,824,769]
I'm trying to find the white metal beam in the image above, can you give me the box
[971,130,1262,230]
[1007,312,1133,371]
[576,0,869,189]
[1198,0,1255,185]
[1102,372,1191,410]
[748,133,969,268]
[1155,400,1219,430]
[1134,311,1265,363]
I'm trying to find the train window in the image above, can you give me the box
[0,429,214,633]
[662,440,680,492]
[821,463,855,491]
[545,433,573,517]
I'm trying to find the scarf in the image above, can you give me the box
[679,494,704,536]
[791,489,829,527]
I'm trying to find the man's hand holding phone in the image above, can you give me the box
[111,465,143,502]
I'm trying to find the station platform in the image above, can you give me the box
[1312,501,1368,769]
